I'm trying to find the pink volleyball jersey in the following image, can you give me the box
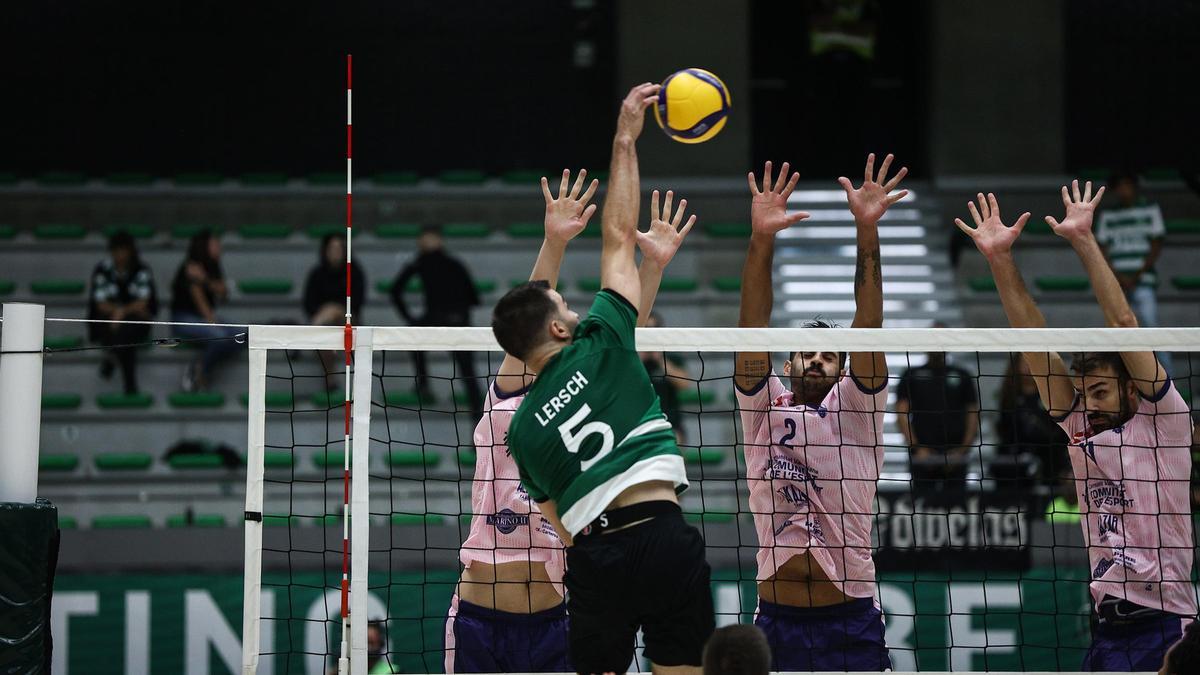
[1057,381,1196,617]
[459,381,566,586]
[737,370,888,599]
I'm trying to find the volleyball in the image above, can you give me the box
[653,67,731,144]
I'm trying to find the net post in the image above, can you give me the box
[0,302,45,504]
[349,326,374,675]
[241,340,268,675]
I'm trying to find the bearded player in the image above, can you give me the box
[447,163,697,672]
[733,154,908,671]
[491,83,714,674]
[956,182,1195,672]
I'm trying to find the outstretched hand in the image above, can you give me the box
[748,161,811,237]
[615,83,661,143]
[637,189,697,268]
[542,169,600,244]
[1045,179,1105,243]
[838,153,909,227]
[954,193,1031,260]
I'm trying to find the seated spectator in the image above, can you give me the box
[1044,466,1081,525]
[994,353,1068,484]
[639,311,690,444]
[703,624,770,675]
[896,335,980,491]
[170,229,244,391]
[1161,619,1200,675]
[87,231,158,394]
[303,233,366,389]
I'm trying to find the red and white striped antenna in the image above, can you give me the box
[338,52,354,675]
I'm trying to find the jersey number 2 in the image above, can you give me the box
[558,404,614,472]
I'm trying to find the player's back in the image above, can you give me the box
[508,290,688,536]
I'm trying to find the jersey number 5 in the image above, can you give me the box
[558,404,614,472]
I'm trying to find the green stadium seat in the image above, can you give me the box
[103,224,155,239]
[238,223,291,239]
[168,391,226,408]
[387,449,442,468]
[385,391,426,407]
[173,172,225,187]
[313,450,346,468]
[507,222,544,238]
[167,513,227,528]
[391,513,447,526]
[376,278,423,295]
[37,171,87,187]
[311,390,346,408]
[1077,167,1108,181]
[501,169,547,185]
[239,391,296,409]
[1142,167,1178,181]
[712,277,741,293]
[306,223,344,239]
[705,222,751,239]
[237,278,294,294]
[967,276,997,292]
[0,225,15,239]
[577,278,602,292]
[96,392,154,409]
[1172,276,1200,290]
[105,172,154,186]
[40,454,79,472]
[1022,219,1053,235]
[679,390,717,406]
[1035,276,1089,292]
[1166,219,1200,235]
[659,278,699,293]
[0,173,18,185]
[171,224,218,239]
[0,280,15,296]
[458,449,477,466]
[443,222,491,238]
[438,169,487,185]
[58,516,77,529]
[34,224,87,240]
[31,279,85,295]
[376,222,422,238]
[373,171,420,186]
[42,393,82,410]
[240,172,290,186]
[92,515,152,529]
[263,451,295,468]
[683,511,736,525]
[682,448,726,465]
[509,278,530,288]
[307,171,344,186]
[475,279,497,294]
[95,453,153,471]
[579,223,603,239]
[263,514,300,527]
[168,454,227,470]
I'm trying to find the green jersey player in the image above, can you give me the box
[491,83,714,675]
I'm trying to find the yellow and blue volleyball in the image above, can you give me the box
[653,68,731,144]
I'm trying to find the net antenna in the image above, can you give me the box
[338,52,355,675]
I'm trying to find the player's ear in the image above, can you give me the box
[782,359,792,376]
[548,318,570,341]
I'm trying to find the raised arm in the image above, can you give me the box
[839,153,908,391]
[600,83,659,308]
[955,193,1075,416]
[636,188,697,325]
[1046,180,1166,396]
[495,169,600,393]
[734,161,810,391]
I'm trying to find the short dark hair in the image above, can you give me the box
[1108,169,1139,188]
[492,280,556,361]
[702,624,770,675]
[1165,620,1200,674]
[1069,352,1131,382]
[792,318,847,370]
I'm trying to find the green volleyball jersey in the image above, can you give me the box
[508,289,688,535]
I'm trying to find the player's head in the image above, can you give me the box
[1070,352,1138,433]
[418,225,444,253]
[107,230,139,270]
[492,281,580,363]
[702,624,770,675]
[783,320,847,404]
[320,232,347,268]
[1109,169,1139,206]
[366,620,387,658]
[186,229,221,264]
[1160,619,1200,675]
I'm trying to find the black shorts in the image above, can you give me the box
[565,501,714,673]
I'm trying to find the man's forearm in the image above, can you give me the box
[637,260,664,326]
[1070,236,1137,327]
[851,221,883,328]
[601,137,639,241]
[986,252,1047,329]
[529,238,569,288]
[739,234,775,327]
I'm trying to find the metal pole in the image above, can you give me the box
[0,302,45,503]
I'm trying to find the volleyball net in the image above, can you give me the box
[240,324,1200,674]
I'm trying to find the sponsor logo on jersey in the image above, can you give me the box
[773,517,795,536]
[1092,557,1114,579]
[767,457,823,493]
[1087,480,1134,509]
[516,483,531,503]
[777,484,810,507]
[1097,514,1120,540]
[804,518,826,544]
[486,508,529,534]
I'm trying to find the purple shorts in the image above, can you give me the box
[755,597,892,672]
[444,595,570,674]
[1083,613,1189,672]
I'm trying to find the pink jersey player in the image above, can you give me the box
[460,381,566,583]
[1057,381,1197,617]
[737,370,888,600]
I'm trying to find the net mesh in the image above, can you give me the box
[245,328,1200,673]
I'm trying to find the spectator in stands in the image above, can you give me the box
[995,353,1068,484]
[1044,466,1081,525]
[171,229,244,391]
[390,226,482,418]
[1161,619,1200,675]
[87,230,158,394]
[703,624,771,675]
[303,233,366,389]
[1097,170,1171,373]
[640,311,690,444]
[896,326,980,491]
